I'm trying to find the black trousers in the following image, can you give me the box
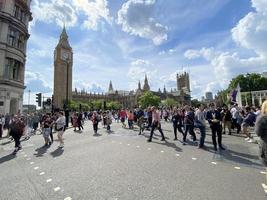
[12,134,22,148]
[149,122,165,141]
[232,119,241,133]
[183,124,196,142]
[0,124,2,138]
[50,127,53,142]
[211,124,222,148]
[173,123,184,139]
[93,123,98,133]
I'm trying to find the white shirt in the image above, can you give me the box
[230,107,238,119]
[56,116,66,129]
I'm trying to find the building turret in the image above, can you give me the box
[143,74,150,91]
[108,80,114,93]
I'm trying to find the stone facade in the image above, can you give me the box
[53,27,73,109]
[0,0,32,114]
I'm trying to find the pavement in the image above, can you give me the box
[0,120,266,200]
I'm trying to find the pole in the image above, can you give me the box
[28,90,30,114]
[66,60,69,108]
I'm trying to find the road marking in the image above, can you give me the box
[147,148,151,150]
[54,187,60,192]
[260,171,267,175]
[211,162,217,165]
[262,183,267,194]
[21,152,25,154]
[26,158,31,161]
[34,167,39,170]
[46,179,52,183]
[160,150,164,153]
[127,144,130,146]
[24,155,27,157]
[39,172,45,175]
[64,197,72,200]
[192,157,197,160]
[175,154,180,157]
[30,162,34,165]
[136,146,140,148]
[234,167,241,170]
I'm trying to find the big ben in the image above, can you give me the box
[53,27,73,109]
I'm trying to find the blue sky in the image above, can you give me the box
[24,0,267,105]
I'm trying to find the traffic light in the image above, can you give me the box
[47,98,51,106]
[36,93,42,107]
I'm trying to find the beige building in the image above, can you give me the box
[0,0,32,114]
[53,26,73,109]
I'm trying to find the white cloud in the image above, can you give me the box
[31,0,111,30]
[184,0,267,95]
[74,80,105,93]
[25,71,52,93]
[73,0,112,30]
[117,0,168,45]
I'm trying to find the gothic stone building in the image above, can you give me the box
[53,28,191,110]
[0,0,32,114]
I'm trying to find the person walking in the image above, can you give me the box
[91,111,99,135]
[171,108,184,140]
[195,104,206,149]
[77,112,84,132]
[183,105,197,145]
[127,110,134,129]
[206,103,225,151]
[242,106,256,143]
[136,107,145,135]
[147,107,165,142]
[230,104,241,134]
[41,114,53,147]
[0,114,5,139]
[56,112,66,148]
[9,116,26,154]
[221,107,232,135]
[119,109,127,128]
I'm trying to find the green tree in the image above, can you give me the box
[138,92,161,108]
[91,100,103,110]
[107,101,122,110]
[191,99,202,107]
[162,98,177,107]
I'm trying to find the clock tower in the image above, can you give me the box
[53,26,73,109]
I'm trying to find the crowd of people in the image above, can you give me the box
[0,100,266,167]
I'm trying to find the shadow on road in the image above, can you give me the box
[0,153,16,164]
[34,146,49,157]
[50,148,64,157]
[152,140,183,152]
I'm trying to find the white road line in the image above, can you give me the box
[39,172,45,176]
[192,157,197,160]
[136,146,140,148]
[30,162,34,165]
[119,142,122,144]
[34,167,39,170]
[127,144,130,146]
[234,167,241,170]
[24,155,27,157]
[160,150,164,153]
[262,183,267,189]
[21,152,25,154]
[46,179,52,183]
[64,197,72,200]
[54,187,60,192]
[260,171,267,175]
[26,158,31,161]
[112,141,115,143]
[211,162,217,165]
[175,154,180,157]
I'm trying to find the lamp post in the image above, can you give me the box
[65,57,70,127]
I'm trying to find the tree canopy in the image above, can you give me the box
[161,98,177,107]
[138,92,161,108]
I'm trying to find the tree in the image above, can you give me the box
[162,98,177,107]
[138,92,161,108]
[107,101,122,110]
[191,99,202,108]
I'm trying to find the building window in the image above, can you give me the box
[0,0,4,11]
[5,58,23,82]
[13,4,26,23]
[7,28,25,50]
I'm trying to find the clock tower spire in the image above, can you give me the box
[53,26,73,109]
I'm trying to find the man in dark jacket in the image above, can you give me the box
[9,116,25,154]
[206,103,225,151]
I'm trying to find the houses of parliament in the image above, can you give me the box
[53,27,191,110]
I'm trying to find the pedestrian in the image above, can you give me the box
[0,114,5,139]
[119,109,127,128]
[242,106,256,143]
[195,104,206,149]
[206,103,225,151]
[183,105,197,145]
[9,115,26,154]
[171,108,184,140]
[230,104,241,134]
[77,112,84,132]
[127,110,134,129]
[32,112,39,134]
[221,107,232,135]
[56,111,66,148]
[91,111,99,135]
[255,100,267,185]
[136,107,145,135]
[106,111,112,133]
[41,114,53,147]
[147,107,165,142]
[72,113,78,131]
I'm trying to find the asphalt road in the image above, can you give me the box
[0,120,266,200]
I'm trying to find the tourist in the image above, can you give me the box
[147,107,165,142]
[242,106,256,143]
[136,107,145,135]
[91,111,99,135]
[183,105,196,145]
[106,111,112,133]
[56,111,66,148]
[230,104,241,134]
[221,107,232,135]
[195,104,206,149]
[171,108,184,140]
[41,114,53,147]
[77,112,84,131]
[127,110,134,129]
[0,114,5,139]
[119,109,127,128]
[72,113,78,131]
[255,100,267,167]
[206,103,225,151]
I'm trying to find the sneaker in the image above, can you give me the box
[247,139,253,143]
[174,138,178,141]
[245,137,250,141]
[147,139,152,142]
[219,146,225,150]
[161,138,165,141]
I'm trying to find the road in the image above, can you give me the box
[0,120,266,200]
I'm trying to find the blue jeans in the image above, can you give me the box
[195,123,206,147]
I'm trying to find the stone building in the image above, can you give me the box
[53,28,191,110]
[0,0,32,114]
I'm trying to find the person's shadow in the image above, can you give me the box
[34,146,49,157]
[50,148,64,158]
[0,153,16,164]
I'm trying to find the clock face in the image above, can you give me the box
[61,50,69,61]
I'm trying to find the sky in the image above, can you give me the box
[24,0,267,105]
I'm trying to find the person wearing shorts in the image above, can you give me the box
[56,112,66,148]
[42,114,53,146]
